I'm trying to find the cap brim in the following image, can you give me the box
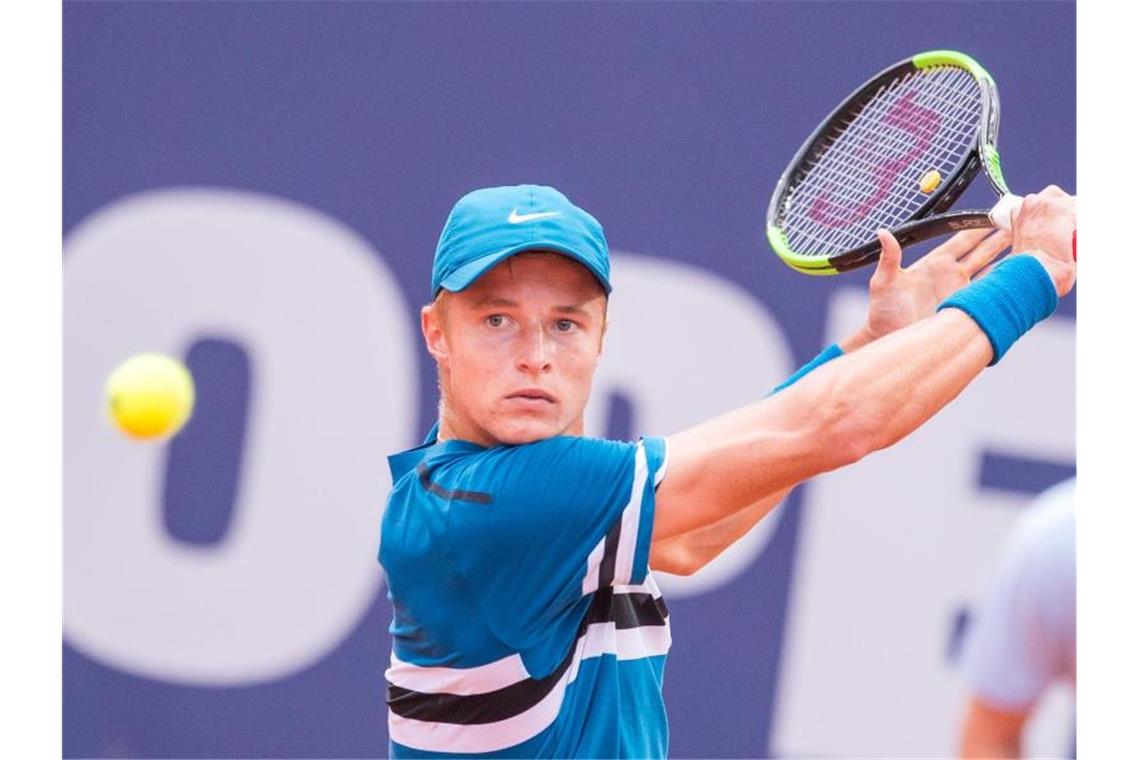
[437,242,612,295]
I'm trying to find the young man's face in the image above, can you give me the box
[423,252,608,447]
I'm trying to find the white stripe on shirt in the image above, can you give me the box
[386,650,530,696]
[390,616,671,754]
[612,443,648,587]
[654,439,669,487]
[581,535,606,595]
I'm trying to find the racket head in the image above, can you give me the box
[767,50,1007,275]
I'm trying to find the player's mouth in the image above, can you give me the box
[504,389,557,407]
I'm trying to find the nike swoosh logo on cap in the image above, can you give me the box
[508,208,562,224]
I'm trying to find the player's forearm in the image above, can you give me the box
[819,308,992,452]
[656,308,991,541]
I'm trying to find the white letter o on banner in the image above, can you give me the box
[64,188,416,685]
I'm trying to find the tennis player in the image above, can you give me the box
[380,184,1075,758]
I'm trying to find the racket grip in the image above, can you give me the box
[989,194,1023,230]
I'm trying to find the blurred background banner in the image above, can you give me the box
[63,2,1075,757]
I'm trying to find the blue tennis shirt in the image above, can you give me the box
[380,431,670,758]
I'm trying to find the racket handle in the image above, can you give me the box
[988,193,1023,230]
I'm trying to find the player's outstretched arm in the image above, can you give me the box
[651,188,1075,546]
[650,228,1009,574]
[653,309,992,542]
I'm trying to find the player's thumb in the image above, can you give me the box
[871,229,902,286]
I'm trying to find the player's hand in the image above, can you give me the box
[840,227,1011,352]
[1011,185,1077,297]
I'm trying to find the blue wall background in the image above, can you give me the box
[63,2,1075,757]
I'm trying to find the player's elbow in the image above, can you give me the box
[658,558,701,577]
[649,539,702,576]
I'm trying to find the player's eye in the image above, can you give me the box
[485,314,506,328]
[554,319,577,332]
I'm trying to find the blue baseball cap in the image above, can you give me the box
[431,185,612,297]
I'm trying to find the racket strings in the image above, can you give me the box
[796,114,976,233]
[815,94,978,186]
[798,116,975,208]
[791,67,979,243]
[787,68,979,255]
[818,81,981,171]
[782,65,982,258]
[792,69,979,252]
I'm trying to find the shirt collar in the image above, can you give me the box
[386,421,487,481]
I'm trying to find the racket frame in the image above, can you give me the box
[767,50,1010,275]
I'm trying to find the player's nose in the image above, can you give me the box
[515,324,553,373]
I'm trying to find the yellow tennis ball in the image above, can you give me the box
[919,169,942,194]
[105,353,195,440]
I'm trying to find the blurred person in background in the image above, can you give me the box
[959,477,1076,759]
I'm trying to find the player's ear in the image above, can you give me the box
[596,298,610,359]
[421,299,449,363]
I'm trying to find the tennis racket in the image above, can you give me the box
[766,50,1043,276]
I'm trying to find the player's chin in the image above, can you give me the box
[489,413,566,446]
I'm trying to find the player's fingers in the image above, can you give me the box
[928,228,992,261]
[871,229,902,286]
[958,229,1012,276]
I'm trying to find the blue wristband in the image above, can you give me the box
[770,343,844,395]
[937,255,1058,365]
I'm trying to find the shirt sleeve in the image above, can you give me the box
[444,435,668,653]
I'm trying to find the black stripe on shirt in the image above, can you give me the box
[416,462,492,505]
[388,645,574,725]
[387,589,668,725]
[597,519,622,589]
[586,588,669,630]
